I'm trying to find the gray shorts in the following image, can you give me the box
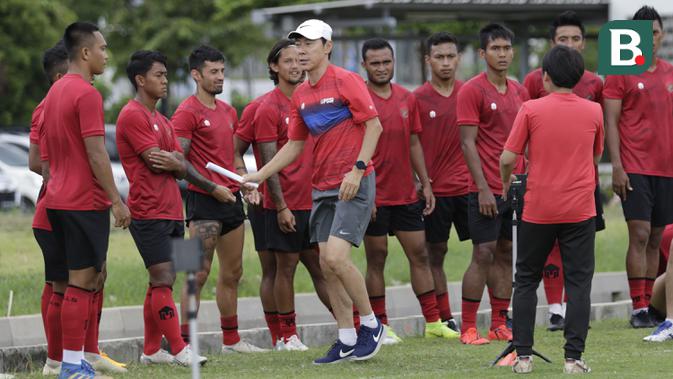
[310,173,376,247]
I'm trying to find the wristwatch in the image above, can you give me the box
[355,160,367,170]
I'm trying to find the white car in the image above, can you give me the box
[0,169,19,209]
[0,142,42,209]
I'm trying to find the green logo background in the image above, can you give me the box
[598,20,653,75]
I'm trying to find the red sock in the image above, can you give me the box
[151,286,186,354]
[61,286,92,351]
[143,286,162,355]
[41,283,53,335]
[180,324,190,344]
[352,306,360,332]
[220,315,241,346]
[645,278,656,306]
[278,311,297,340]
[46,292,63,361]
[489,294,510,330]
[417,290,440,323]
[436,292,452,321]
[628,278,647,310]
[461,298,480,332]
[264,311,280,346]
[369,296,388,325]
[543,242,564,306]
[84,290,102,354]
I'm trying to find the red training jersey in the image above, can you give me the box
[116,100,183,220]
[30,100,51,231]
[42,74,111,211]
[368,83,422,206]
[254,87,313,210]
[235,92,271,171]
[172,95,240,194]
[456,72,529,195]
[504,93,604,223]
[603,59,673,178]
[414,81,469,196]
[524,68,603,104]
[288,64,378,191]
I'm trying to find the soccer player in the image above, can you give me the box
[643,224,673,341]
[414,32,471,333]
[244,19,386,364]
[116,50,206,366]
[172,45,266,353]
[29,41,69,376]
[252,39,331,350]
[457,23,529,345]
[359,37,459,344]
[603,6,673,328]
[42,22,131,378]
[522,10,605,331]
[502,45,603,374]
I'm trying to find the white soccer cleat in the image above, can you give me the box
[643,320,673,342]
[84,352,128,373]
[173,345,208,366]
[140,349,175,365]
[382,326,403,345]
[221,340,270,354]
[41,358,61,375]
[280,335,309,351]
[563,358,591,374]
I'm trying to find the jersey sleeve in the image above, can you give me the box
[236,103,258,143]
[253,102,280,143]
[456,83,482,127]
[593,78,604,106]
[503,103,530,154]
[171,106,198,140]
[77,89,105,138]
[408,93,423,134]
[593,103,605,157]
[523,71,541,100]
[338,72,378,124]
[30,103,44,145]
[288,95,309,141]
[602,75,626,100]
[118,110,159,155]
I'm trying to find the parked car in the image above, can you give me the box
[0,142,41,209]
[0,169,19,209]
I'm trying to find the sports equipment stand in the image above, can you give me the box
[491,174,551,367]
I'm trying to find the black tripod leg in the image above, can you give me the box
[490,341,515,367]
[531,349,552,363]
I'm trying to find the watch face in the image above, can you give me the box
[356,161,367,170]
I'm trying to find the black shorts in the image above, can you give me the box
[366,201,425,237]
[185,190,245,235]
[265,209,313,252]
[467,192,513,245]
[594,184,605,232]
[46,209,110,272]
[129,219,185,268]
[33,228,68,282]
[621,174,673,227]
[247,205,268,251]
[424,195,470,243]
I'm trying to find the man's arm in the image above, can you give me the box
[604,98,631,200]
[460,125,497,217]
[499,150,518,201]
[244,139,305,184]
[178,137,235,203]
[233,136,250,176]
[258,142,286,210]
[409,134,435,215]
[147,150,187,179]
[83,136,130,227]
[339,117,383,201]
[29,143,42,175]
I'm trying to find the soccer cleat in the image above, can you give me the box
[425,320,460,339]
[313,340,355,364]
[382,326,403,345]
[488,325,513,341]
[174,345,208,366]
[563,358,591,374]
[274,339,286,351]
[352,319,385,361]
[460,327,490,345]
[58,361,94,379]
[630,310,655,328]
[80,360,112,379]
[222,340,270,354]
[42,358,61,375]
[643,320,673,342]
[648,304,666,325]
[512,355,533,374]
[279,335,309,351]
[444,318,460,333]
[496,351,518,367]
[84,352,128,373]
[547,314,565,332]
[140,349,174,365]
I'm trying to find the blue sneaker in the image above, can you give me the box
[58,361,94,379]
[352,319,385,361]
[313,340,355,364]
[643,320,673,342]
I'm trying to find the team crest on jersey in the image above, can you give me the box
[586,95,594,100]
[490,102,497,110]
[429,110,436,119]
[320,97,335,104]
[637,82,645,90]
[667,84,673,93]
[153,124,159,131]
[301,103,305,110]
[285,117,290,125]
[400,108,408,118]
[204,119,211,127]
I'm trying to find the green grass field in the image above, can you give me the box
[16,319,673,378]
[0,203,628,316]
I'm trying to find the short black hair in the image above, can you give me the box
[42,40,68,83]
[63,21,100,60]
[126,50,168,90]
[479,23,514,50]
[633,6,663,28]
[425,32,459,55]
[188,45,225,72]
[267,39,296,85]
[361,38,394,61]
[549,11,585,40]
[542,45,584,89]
